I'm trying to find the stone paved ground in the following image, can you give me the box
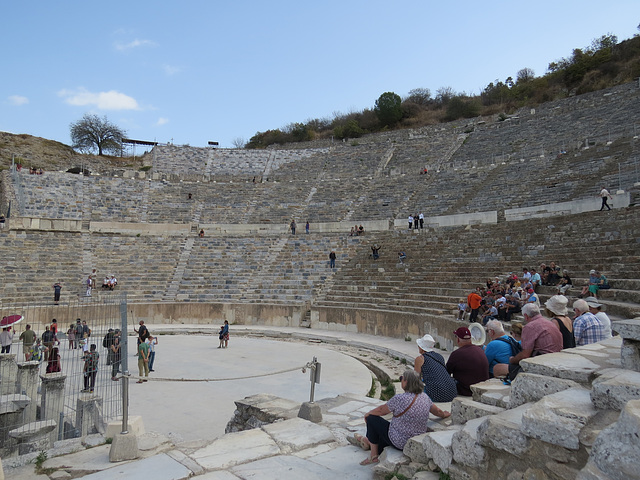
[3,326,445,480]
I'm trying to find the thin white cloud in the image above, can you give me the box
[156,117,169,126]
[115,38,157,51]
[58,88,140,110]
[162,64,182,76]
[8,95,29,106]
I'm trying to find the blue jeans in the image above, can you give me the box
[330,259,335,268]
[149,351,155,370]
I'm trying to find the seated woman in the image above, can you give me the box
[352,369,450,466]
[414,335,457,402]
[358,225,364,235]
[581,269,600,298]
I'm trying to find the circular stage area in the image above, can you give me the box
[127,335,372,444]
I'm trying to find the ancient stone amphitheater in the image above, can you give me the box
[1,82,640,479]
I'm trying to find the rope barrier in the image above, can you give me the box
[123,363,308,383]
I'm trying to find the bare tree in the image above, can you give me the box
[70,114,125,156]
[231,137,247,148]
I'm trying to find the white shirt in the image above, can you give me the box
[0,330,13,347]
[600,188,611,198]
[595,312,612,339]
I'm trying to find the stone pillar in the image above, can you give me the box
[76,394,104,437]
[613,319,640,371]
[0,354,18,395]
[16,362,40,423]
[40,373,66,444]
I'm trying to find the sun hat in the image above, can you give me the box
[545,295,568,316]
[416,334,435,352]
[589,269,596,274]
[584,296,603,308]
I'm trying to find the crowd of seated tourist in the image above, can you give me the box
[102,275,118,290]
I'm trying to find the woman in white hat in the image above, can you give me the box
[545,295,575,349]
[413,334,457,402]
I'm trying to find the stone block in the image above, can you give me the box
[108,432,139,462]
[521,387,598,450]
[510,372,581,408]
[105,415,145,439]
[577,461,615,480]
[521,352,600,384]
[403,432,429,464]
[421,427,461,472]
[262,417,334,454]
[471,379,511,407]
[589,399,640,480]
[591,368,640,410]
[477,404,532,455]
[452,416,488,468]
[8,420,57,455]
[451,396,505,425]
[612,318,640,341]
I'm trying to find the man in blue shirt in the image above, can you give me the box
[484,320,516,377]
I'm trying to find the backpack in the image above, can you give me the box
[496,336,523,357]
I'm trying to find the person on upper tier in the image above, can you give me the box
[446,327,489,396]
[572,299,606,346]
[508,303,562,379]
[545,295,575,350]
[556,270,572,295]
[413,334,457,402]
[467,290,482,323]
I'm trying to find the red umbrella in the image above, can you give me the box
[0,315,24,327]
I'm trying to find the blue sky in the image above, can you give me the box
[1,1,639,149]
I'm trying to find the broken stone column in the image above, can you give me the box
[76,394,104,437]
[16,362,40,423]
[613,319,640,371]
[0,354,18,395]
[40,373,66,445]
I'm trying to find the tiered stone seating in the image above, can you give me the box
[0,232,83,305]
[14,172,84,220]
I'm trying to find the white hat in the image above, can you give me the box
[416,334,435,352]
[545,295,568,316]
[589,269,596,274]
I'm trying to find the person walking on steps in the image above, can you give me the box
[599,186,612,211]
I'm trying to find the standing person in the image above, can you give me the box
[82,320,91,339]
[446,327,490,396]
[85,275,92,297]
[305,221,310,234]
[408,215,414,230]
[467,290,483,323]
[67,324,76,350]
[110,336,121,381]
[599,186,613,211]
[19,324,36,361]
[134,320,150,347]
[290,219,296,235]
[74,319,84,348]
[418,212,424,229]
[53,282,62,305]
[371,244,382,260]
[46,347,61,373]
[136,339,150,383]
[1,327,14,353]
[329,251,336,269]
[148,336,158,371]
[413,214,419,230]
[82,344,99,393]
[413,334,457,402]
[222,320,229,348]
[91,268,97,290]
[42,326,54,361]
[50,319,59,345]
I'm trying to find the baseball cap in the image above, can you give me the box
[453,327,471,340]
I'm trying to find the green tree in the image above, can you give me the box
[70,114,126,156]
[374,92,403,126]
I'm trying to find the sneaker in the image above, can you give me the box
[149,369,154,372]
